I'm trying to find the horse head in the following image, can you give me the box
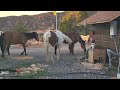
[81,40,86,52]
[32,32,39,41]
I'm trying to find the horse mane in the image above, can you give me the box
[23,32,36,39]
[74,31,85,43]
[79,35,85,43]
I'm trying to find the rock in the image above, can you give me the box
[0,71,9,75]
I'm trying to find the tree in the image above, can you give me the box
[59,11,90,34]
[59,11,80,32]
[12,22,28,32]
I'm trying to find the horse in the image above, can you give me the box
[54,32,86,56]
[0,31,39,58]
[43,30,73,62]
[87,31,95,44]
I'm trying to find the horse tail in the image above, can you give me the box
[43,32,51,46]
[0,33,5,46]
[0,33,5,57]
[43,31,51,56]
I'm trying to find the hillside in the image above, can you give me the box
[0,12,65,32]
[0,11,96,32]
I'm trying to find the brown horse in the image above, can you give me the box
[0,31,39,57]
[55,32,86,55]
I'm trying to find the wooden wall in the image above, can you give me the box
[92,20,120,51]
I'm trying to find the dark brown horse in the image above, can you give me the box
[0,31,39,57]
[55,32,86,55]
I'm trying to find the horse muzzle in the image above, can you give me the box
[36,38,39,41]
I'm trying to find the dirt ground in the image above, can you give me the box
[0,42,117,79]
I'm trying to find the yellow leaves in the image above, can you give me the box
[53,11,56,16]
[60,11,81,32]
[61,11,81,23]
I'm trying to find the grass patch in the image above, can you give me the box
[15,62,32,68]
[0,57,8,61]
[8,62,33,70]
[106,66,118,75]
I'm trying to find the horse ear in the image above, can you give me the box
[33,32,38,37]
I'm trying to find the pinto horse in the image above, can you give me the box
[0,31,39,57]
[43,30,72,62]
[55,32,86,56]
[87,31,95,44]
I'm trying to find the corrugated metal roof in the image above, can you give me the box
[77,11,120,26]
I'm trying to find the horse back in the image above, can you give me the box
[64,32,80,43]
[3,31,27,44]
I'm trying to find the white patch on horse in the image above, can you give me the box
[0,31,3,36]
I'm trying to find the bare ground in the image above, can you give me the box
[0,43,117,79]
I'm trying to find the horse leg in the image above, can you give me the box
[7,45,10,55]
[1,40,6,58]
[69,43,74,55]
[24,44,27,56]
[1,44,5,58]
[21,44,27,55]
[49,45,54,63]
[54,45,57,55]
[21,48,24,55]
[45,44,51,62]
[45,44,48,61]
[57,45,60,60]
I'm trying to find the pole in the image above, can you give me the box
[117,36,120,79]
[114,36,118,54]
[113,36,119,73]
[56,12,57,31]
[118,53,120,74]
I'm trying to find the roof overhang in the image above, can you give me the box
[77,11,120,26]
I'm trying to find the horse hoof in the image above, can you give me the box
[52,61,55,64]
[21,53,23,55]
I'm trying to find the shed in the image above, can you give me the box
[77,11,120,64]
[77,11,120,51]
